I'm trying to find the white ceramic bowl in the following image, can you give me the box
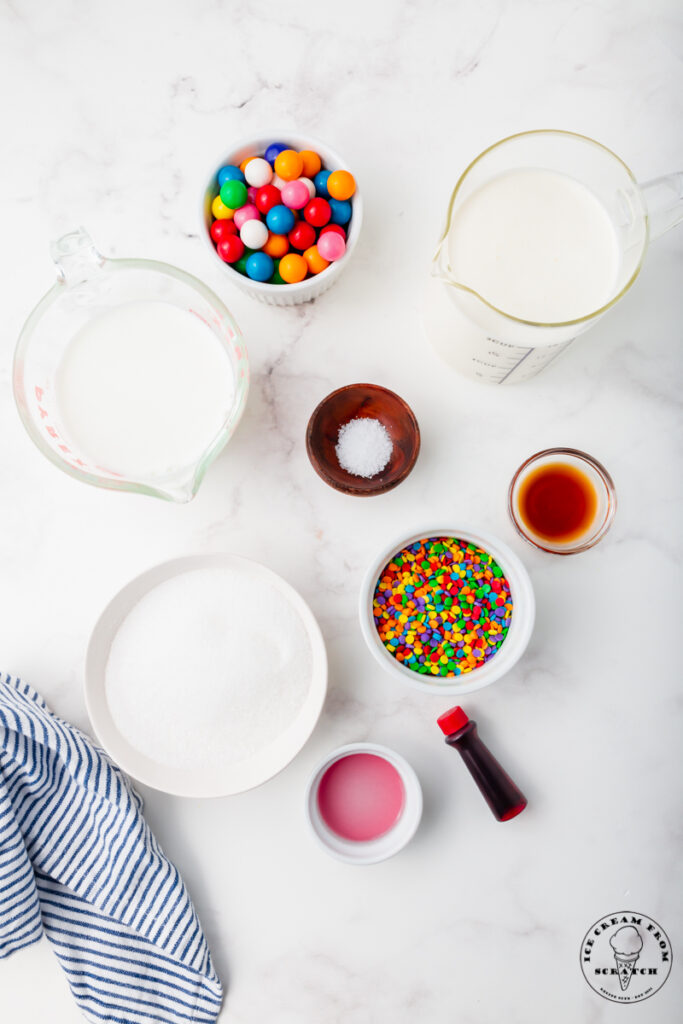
[201,132,362,306]
[85,553,328,797]
[305,742,423,865]
[359,525,535,696]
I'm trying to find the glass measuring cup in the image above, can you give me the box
[13,229,249,502]
[426,130,683,384]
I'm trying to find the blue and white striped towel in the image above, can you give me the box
[0,673,223,1024]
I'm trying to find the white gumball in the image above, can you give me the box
[244,157,273,188]
[298,177,316,199]
[240,219,268,250]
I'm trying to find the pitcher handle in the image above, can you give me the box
[640,172,683,241]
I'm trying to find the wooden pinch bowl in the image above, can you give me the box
[305,383,420,496]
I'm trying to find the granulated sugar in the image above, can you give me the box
[335,417,393,478]
[105,566,312,771]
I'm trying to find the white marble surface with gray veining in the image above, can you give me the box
[1,0,682,1021]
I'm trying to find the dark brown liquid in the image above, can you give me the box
[518,462,598,543]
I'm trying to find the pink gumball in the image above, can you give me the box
[317,230,346,262]
[233,203,260,229]
[247,186,259,203]
[281,179,310,210]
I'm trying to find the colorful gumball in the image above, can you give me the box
[210,219,238,243]
[271,259,286,284]
[234,252,250,275]
[245,252,274,282]
[264,142,288,165]
[263,232,290,258]
[211,195,234,220]
[279,253,308,283]
[281,179,310,210]
[240,219,268,250]
[298,177,316,200]
[239,156,254,173]
[304,198,331,227]
[247,186,258,203]
[313,170,331,197]
[328,198,352,225]
[271,173,288,190]
[220,179,248,210]
[266,204,296,235]
[319,223,346,239]
[218,165,245,187]
[303,245,329,275]
[299,150,322,178]
[217,235,244,264]
[255,185,281,215]
[326,170,356,200]
[244,157,273,188]
[233,204,261,230]
[317,230,346,261]
[274,149,304,181]
[288,221,316,251]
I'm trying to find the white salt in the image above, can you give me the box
[104,566,312,771]
[335,417,393,478]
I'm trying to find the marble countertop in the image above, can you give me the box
[1,1,682,1021]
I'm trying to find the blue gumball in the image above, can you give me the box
[245,252,274,282]
[328,198,352,225]
[217,165,245,187]
[264,142,289,165]
[313,170,331,198]
[266,204,296,235]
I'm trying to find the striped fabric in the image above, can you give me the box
[0,672,223,1024]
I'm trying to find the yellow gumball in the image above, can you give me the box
[211,195,234,220]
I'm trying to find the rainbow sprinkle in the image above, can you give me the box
[373,537,513,677]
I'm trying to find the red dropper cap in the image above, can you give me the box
[437,705,469,736]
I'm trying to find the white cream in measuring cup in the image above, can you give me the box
[13,229,248,501]
[56,301,235,480]
[425,130,683,384]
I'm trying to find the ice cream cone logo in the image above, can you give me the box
[609,926,643,991]
[580,911,672,1003]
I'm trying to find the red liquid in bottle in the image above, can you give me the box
[517,461,597,543]
[438,706,527,822]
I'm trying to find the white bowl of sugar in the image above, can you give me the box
[85,554,327,797]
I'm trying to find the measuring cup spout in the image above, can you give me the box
[51,228,104,286]
[641,172,683,240]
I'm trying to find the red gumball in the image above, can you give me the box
[319,223,346,240]
[303,197,331,227]
[216,235,244,263]
[255,184,281,215]
[210,219,238,243]
[288,221,316,251]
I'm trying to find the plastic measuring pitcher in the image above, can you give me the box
[13,229,249,502]
[425,130,683,384]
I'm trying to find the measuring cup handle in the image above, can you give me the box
[640,172,683,241]
[51,228,105,286]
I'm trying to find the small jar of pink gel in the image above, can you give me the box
[305,743,422,864]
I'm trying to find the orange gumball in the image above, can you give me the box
[299,149,322,178]
[263,232,290,258]
[279,252,308,283]
[274,149,304,181]
[327,170,356,200]
[303,245,329,275]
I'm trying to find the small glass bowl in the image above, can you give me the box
[508,448,617,555]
